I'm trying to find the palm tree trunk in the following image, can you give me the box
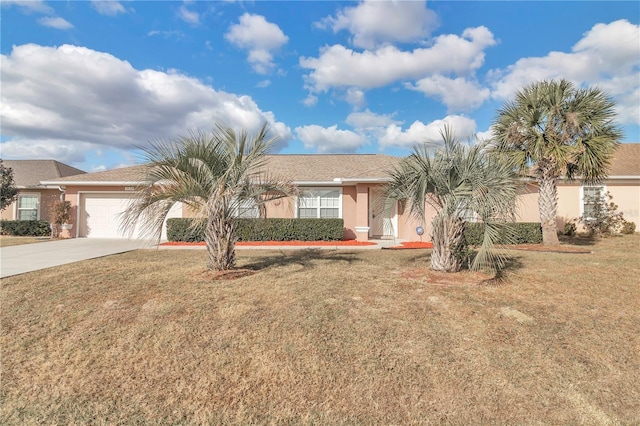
[538,173,560,246]
[430,215,465,272]
[204,210,237,271]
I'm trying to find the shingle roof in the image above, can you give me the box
[2,160,86,187]
[37,145,639,186]
[43,165,149,184]
[609,143,640,176]
[262,154,400,181]
[42,155,402,184]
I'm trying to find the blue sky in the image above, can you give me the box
[1,0,638,172]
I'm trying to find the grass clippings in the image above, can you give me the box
[1,234,639,424]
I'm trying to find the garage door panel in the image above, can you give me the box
[80,194,181,240]
[81,194,141,239]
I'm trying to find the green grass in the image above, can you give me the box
[1,235,639,424]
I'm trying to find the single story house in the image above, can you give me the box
[31,143,640,241]
[40,154,421,241]
[515,143,640,232]
[0,160,86,222]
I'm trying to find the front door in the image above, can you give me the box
[369,188,396,238]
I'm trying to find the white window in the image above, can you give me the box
[235,198,259,218]
[297,188,341,219]
[581,185,606,219]
[17,194,39,220]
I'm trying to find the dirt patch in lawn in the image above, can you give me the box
[189,268,257,281]
[400,268,493,285]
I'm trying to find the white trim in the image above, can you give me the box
[41,181,148,186]
[293,180,344,186]
[16,192,41,221]
[295,187,343,219]
[580,184,607,219]
[368,187,398,238]
[335,177,392,183]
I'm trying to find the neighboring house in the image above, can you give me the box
[0,160,86,223]
[37,144,640,241]
[515,143,640,231]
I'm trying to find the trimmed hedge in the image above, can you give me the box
[464,222,542,245]
[166,218,344,242]
[0,220,51,236]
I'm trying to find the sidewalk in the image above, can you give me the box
[157,239,404,250]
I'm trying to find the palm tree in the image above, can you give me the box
[121,123,297,271]
[386,128,520,273]
[492,79,622,245]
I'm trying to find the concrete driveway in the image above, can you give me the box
[0,238,154,278]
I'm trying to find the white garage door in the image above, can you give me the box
[81,193,181,240]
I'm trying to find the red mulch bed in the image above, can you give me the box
[161,240,377,247]
[384,241,434,250]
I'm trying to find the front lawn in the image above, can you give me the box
[0,235,51,247]
[1,235,639,424]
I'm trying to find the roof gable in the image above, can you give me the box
[2,160,86,187]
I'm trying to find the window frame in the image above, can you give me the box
[16,193,41,221]
[580,184,607,220]
[234,198,260,219]
[295,187,342,219]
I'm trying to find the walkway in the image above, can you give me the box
[0,239,153,278]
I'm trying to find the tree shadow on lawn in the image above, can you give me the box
[558,235,597,246]
[402,251,526,286]
[241,249,361,272]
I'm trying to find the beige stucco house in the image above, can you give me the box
[514,143,640,232]
[40,154,426,241]
[33,143,640,241]
[0,160,86,223]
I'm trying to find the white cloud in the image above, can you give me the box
[317,0,438,49]
[490,19,640,125]
[345,110,400,130]
[91,1,127,16]
[300,26,496,92]
[344,87,365,107]
[178,5,199,25]
[225,13,288,74]
[147,30,185,40]
[0,44,292,165]
[37,16,74,29]
[256,79,271,88]
[379,115,477,148]
[302,94,318,107]
[1,0,53,14]
[407,75,490,112]
[295,125,367,153]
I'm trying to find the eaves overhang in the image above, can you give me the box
[40,180,149,186]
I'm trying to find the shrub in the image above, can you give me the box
[464,222,542,245]
[621,221,636,234]
[0,220,51,236]
[580,192,627,237]
[563,221,577,237]
[166,218,344,242]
